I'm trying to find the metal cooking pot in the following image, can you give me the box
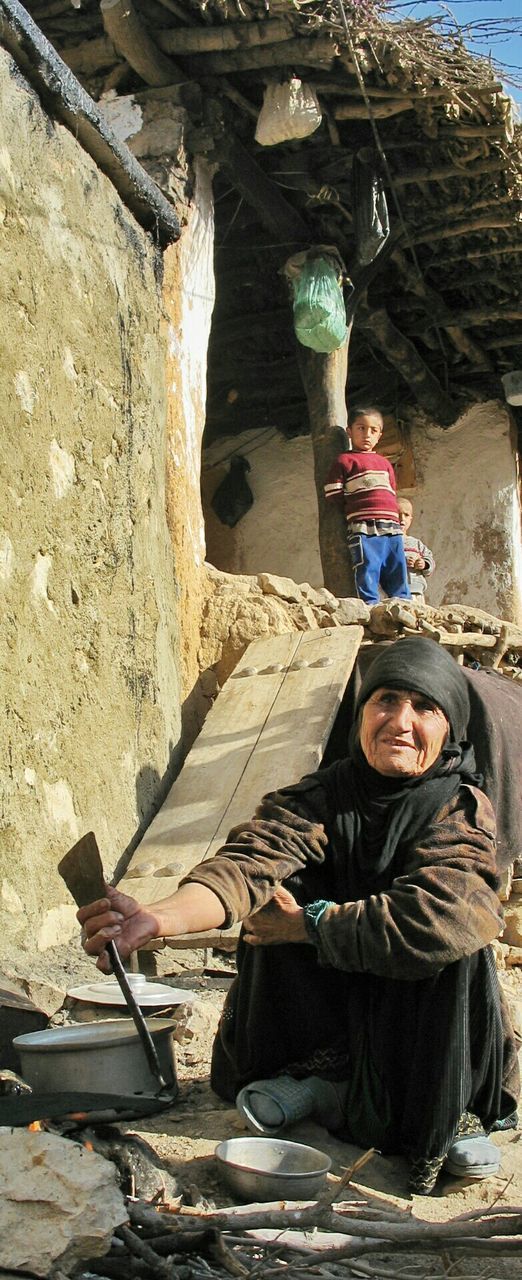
[13,1018,178,1097]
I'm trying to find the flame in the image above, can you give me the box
[28,1121,42,1131]
[83,1140,94,1152]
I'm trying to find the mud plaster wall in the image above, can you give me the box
[0,50,184,959]
[202,404,522,621]
[102,83,217,743]
[162,161,215,740]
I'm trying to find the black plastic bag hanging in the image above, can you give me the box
[352,151,390,267]
[211,455,253,527]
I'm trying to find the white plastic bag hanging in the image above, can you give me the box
[255,78,322,146]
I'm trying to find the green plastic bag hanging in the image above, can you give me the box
[292,256,348,354]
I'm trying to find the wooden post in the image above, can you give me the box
[296,331,354,598]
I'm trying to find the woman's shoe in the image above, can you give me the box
[443,1134,501,1179]
[236,1075,348,1137]
[236,1076,317,1135]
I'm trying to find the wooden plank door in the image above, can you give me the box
[121,626,363,944]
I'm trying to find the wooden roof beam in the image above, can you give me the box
[334,100,415,119]
[61,24,328,79]
[440,244,522,264]
[357,304,456,426]
[444,327,493,369]
[456,270,519,293]
[220,80,259,119]
[406,308,522,332]
[443,125,508,139]
[60,34,117,76]
[410,214,515,245]
[426,193,517,220]
[393,158,506,186]
[100,0,182,87]
[208,106,310,244]
[173,34,339,76]
[484,335,522,350]
[310,80,459,98]
[157,18,292,55]
[390,248,492,370]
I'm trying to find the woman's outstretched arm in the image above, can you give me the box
[78,882,226,971]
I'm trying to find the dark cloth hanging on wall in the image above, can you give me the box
[211,455,253,527]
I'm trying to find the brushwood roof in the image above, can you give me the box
[17,0,522,432]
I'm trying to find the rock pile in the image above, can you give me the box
[199,564,522,690]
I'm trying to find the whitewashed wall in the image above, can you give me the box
[163,160,216,720]
[203,428,322,587]
[405,402,522,622]
[202,401,522,621]
[165,159,215,582]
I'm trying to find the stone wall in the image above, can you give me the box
[0,50,186,959]
[202,402,522,622]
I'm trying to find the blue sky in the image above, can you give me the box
[385,1,522,106]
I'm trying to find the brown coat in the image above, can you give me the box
[183,771,518,1162]
[184,783,504,977]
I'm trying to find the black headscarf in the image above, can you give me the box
[357,636,470,740]
[327,638,480,890]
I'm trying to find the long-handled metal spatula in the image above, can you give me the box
[58,832,168,1093]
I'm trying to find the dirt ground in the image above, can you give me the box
[15,942,522,1277]
[122,963,522,1279]
[128,978,522,1217]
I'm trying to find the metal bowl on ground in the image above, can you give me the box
[13,1018,178,1097]
[215,1136,331,1202]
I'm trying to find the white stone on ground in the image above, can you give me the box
[0,1130,127,1276]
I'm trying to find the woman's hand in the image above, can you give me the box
[243,886,308,946]
[77,885,161,972]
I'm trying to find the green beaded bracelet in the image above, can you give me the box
[303,898,335,940]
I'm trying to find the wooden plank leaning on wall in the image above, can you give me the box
[121,626,364,950]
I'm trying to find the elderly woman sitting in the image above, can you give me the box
[80,638,519,1195]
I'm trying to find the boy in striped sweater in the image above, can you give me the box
[324,407,411,605]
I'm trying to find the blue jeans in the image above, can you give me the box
[347,533,411,605]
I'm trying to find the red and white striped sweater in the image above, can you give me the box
[324,450,400,525]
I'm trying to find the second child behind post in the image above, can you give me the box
[324,407,411,605]
[398,497,436,602]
